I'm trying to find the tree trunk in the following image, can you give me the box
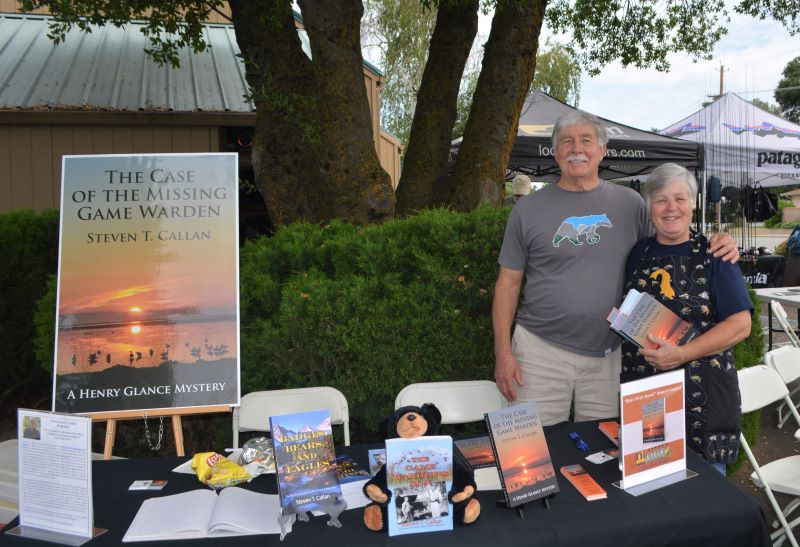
[299,0,395,224]
[449,0,548,211]
[229,0,327,226]
[395,0,479,215]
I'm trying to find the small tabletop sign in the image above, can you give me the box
[8,409,105,546]
[616,369,695,495]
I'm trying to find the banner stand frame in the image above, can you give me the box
[612,468,697,497]
[87,406,231,459]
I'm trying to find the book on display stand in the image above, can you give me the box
[484,402,559,518]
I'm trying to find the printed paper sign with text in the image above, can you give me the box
[619,369,685,489]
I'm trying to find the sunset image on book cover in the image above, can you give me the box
[485,402,559,508]
[642,398,666,443]
[53,154,240,414]
[270,410,342,515]
[608,289,698,350]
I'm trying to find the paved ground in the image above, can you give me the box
[742,226,793,254]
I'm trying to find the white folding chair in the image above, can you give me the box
[394,380,507,425]
[765,345,800,429]
[738,365,800,547]
[772,300,800,349]
[232,386,350,447]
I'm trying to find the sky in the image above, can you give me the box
[473,5,800,133]
[578,10,800,132]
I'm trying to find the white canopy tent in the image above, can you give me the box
[661,92,800,188]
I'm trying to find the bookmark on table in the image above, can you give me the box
[560,465,607,501]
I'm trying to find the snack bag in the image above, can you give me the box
[192,451,252,488]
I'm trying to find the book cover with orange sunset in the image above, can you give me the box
[52,154,240,413]
[484,403,559,508]
[609,289,698,350]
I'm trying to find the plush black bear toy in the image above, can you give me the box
[362,403,480,531]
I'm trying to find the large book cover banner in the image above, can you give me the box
[270,410,342,515]
[619,369,686,489]
[385,436,453,536]
[485,402,559,508]
[53,154,240,413]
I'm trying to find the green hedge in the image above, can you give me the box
[238,205,507,442]
[764,199,797,229]
[0,209,59,399]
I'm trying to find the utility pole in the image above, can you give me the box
[709,63,727,101]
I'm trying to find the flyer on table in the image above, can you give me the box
[52,154,240,413]
[17,409,93,537]
[619,369,686,489]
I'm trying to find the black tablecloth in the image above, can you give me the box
[1,420,770,547]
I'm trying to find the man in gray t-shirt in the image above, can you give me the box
[500,180,649,356]
[492,111,737,426]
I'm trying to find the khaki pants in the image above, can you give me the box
[512,325,621,426]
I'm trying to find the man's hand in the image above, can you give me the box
[495,350,524,401]
[708,232,739,264]
[639,335,686,371]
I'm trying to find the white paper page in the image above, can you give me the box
[123,489,218,542]
[17,409,93,537]
[618,289,642,315]
[208,487,281,536]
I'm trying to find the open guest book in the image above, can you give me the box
[122,487,282,541]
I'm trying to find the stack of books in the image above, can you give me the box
[454,436,501,491]
[333,454,371,510]
[598,421,619,447]
[608,289,698,349]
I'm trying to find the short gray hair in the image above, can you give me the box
[644,163,698,207]
[552,110,608,149]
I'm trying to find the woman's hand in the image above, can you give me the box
[639,335,687,371]
[640,311,751,372]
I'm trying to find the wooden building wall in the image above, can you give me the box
[379,130,402,190]
[0,122,219,211]
[0,1,403,211]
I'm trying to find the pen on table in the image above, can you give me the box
[569,432,589,451]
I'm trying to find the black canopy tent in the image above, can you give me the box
[449,90,700,181]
